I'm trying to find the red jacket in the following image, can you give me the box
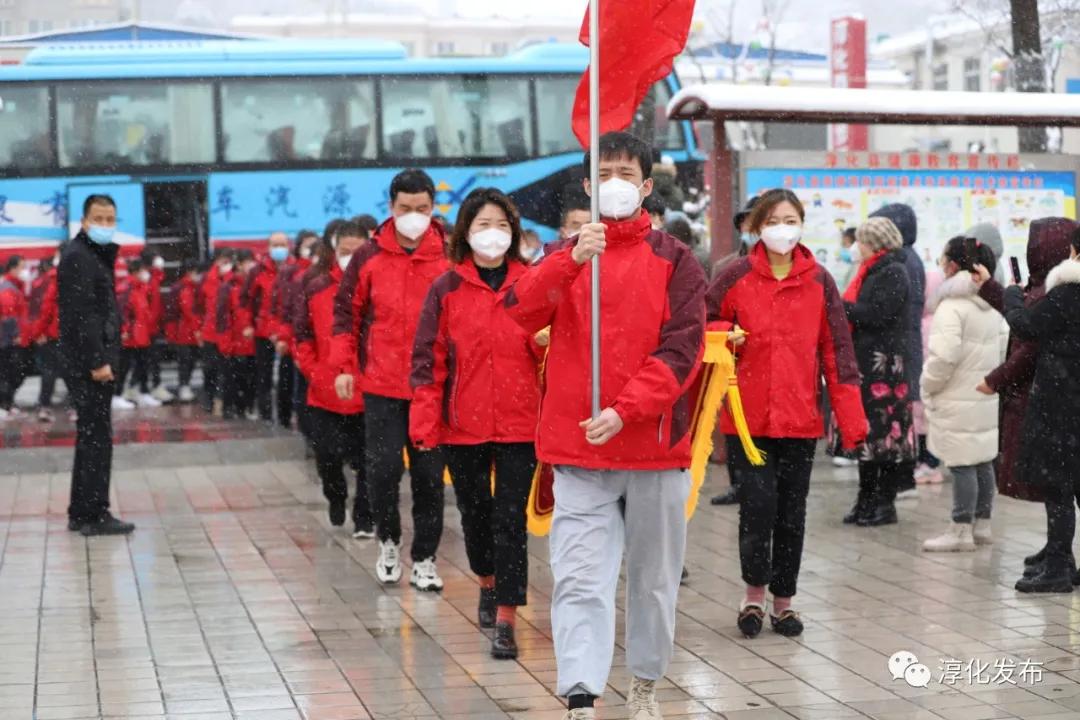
[200,265,224,346]
[294,265,364,415]
[245,257,278,340]
[216,272,255,357]
[120,277,154,349]
[706,243,867,448]
[148,266,164,335]
[505,213,706,470]
[272,259,311,351]
[330,219,449,399]
[410,260,542,448]
[175,276,200,346]
[28,268,59,342]
[0,272,27,349]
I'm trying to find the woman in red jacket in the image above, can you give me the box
[411,188,543,660]
[0,255,29,418]
[116,258,159,408]
[293,220,373,537]
[218,249,257,419]
[174,260,203,403]
[28,253,60,421]
[707,189,867,639]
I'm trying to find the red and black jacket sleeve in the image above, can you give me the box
[409,273,457,448]
[818,269,868,449]
[503,241,583,333]
[329,244,378,374]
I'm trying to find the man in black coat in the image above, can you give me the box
[59,194,134,536]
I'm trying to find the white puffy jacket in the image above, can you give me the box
[921,272,1008,467]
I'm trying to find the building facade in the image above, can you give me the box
[0,0,127,37]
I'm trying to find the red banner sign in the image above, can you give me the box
[830,16,868,151]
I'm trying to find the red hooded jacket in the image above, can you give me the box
[330,219,449,400]
[175,275,200,346]
[706,242,867,448]
[120,276,154,349]
[245,257,278,340]
[410,260,543,448]
[216,272,255,357]
[200,265,224,346]
[504,213,706,470]
[28,267,59,343]
[294,264,364,415]
[0,272,27,349]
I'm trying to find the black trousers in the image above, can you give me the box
[149,341,162,388]
[729,436,816,599]
[201,343,222,406]
[277,354,295,428]
[116,347,150,396]
[67,376,114,523]
[310,407,372,525]
[177,345,197,387]
[0,346,23,410]
[1044,478,1080,571]
[293,366,311,440]
[364,393,445,561]
[36,340,61,408]
[225,355,255,415]
[445,442,536,606]
[858,460,907,507]
[255,338,276,421]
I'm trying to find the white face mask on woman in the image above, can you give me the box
[338,254,352,272]
[468,228,512,261]
[597,178,644,220]
[759,224,802,255]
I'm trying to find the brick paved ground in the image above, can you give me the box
[2,452,1080,720]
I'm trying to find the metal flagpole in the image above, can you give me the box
[589,0,601,419]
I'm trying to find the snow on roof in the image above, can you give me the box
[870,15,987,58]
[667,83,1080,126]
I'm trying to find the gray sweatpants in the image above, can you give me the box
[550,465,690,698]
[951,461,996,524]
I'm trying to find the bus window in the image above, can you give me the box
[535,76,578,156]
[381,76,532,160]
[0,85,51,171]
[221,79,376,164]
[57,82,214,168]
[634,80,685,151]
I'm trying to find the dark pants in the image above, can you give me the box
[859,460,907,508]
[917,434,940,469]
[177,345,197,387]
[277,354,295,428]
[255,338,276,421]
[310,407,372,525]
[201,343,222,407]
[730,436,815,599]
[365,393,445,561]
[0,346,23,410]
[293,366,311,440]
[116,347,150,395]
[149,341,162,388]
[67,376,114,523]
[445,442,536,606]
[36,340,60,408]
[1044,479,1080,572]
[225,355,255,415]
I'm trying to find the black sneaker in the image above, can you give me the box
[328,499,346,527]
[80,513,135,536]
[842,502,872,525]
[351,518,375,539]
[858,505,898,527]
[67,518,84,532]
[478,588,497,629]
[491,621,518,660]
[710,489,738,506]
[680,566,689,585]
[1015,568,1074,594]
[737,603,765,639]
[1024,547,1047,566]
[770,610,804,637]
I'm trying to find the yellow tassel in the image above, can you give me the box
[525,463,553,537]
[726,381,766,466]
[687,332,732,518]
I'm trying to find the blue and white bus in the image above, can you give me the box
[0,39,702,261]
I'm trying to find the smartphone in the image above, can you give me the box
[962,237,979,271]
[1009,256,1022,285]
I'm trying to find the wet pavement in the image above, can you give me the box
[2,450,1080,720]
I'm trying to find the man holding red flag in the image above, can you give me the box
[505,132,705,720]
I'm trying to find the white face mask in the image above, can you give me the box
[18,268,32,283]
[299,245,312,260]
[395,211,431,240]
[219,263,233,275]
[597,178,644,220]
[759,224,802,255]
[468,228,512,261]
[137,270,151,283]
[152,256,165,270]
[337,254,352,271]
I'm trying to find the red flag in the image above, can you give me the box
[571,0,696,148]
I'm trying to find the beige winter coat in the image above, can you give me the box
[921,272,1008,467]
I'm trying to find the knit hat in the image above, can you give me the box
[856,217,904,253]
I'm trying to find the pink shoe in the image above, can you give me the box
[924,470,945,484]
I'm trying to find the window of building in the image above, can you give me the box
[381,76,532,160]
[0,19,13,36]
[932,62,949,90]
[963,57,981,91]
[57,81,215,167]
[221,78,376,164]
[0,85,52,169]
[435,41,455,56]
[490,42,509,56]
[28,19,40,33]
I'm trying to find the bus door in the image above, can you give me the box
[144,180,208,267]
[67,181,146,253]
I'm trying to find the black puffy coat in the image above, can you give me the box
[58,230,120,379]
[1006,257,1080,489]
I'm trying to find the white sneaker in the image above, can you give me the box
[151,386,174,403]
[562,710,595,720]
[973,518,994,545]
[410,557,444,592]
[123,387,138,402]
[628,677,661,720]
[832,456,856,467]
[922,523,977,552]
[111,396,136,410]
[136,394,162,408]
[0,408,8,421]
[376,540,403,585]
[177,385,195,403]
